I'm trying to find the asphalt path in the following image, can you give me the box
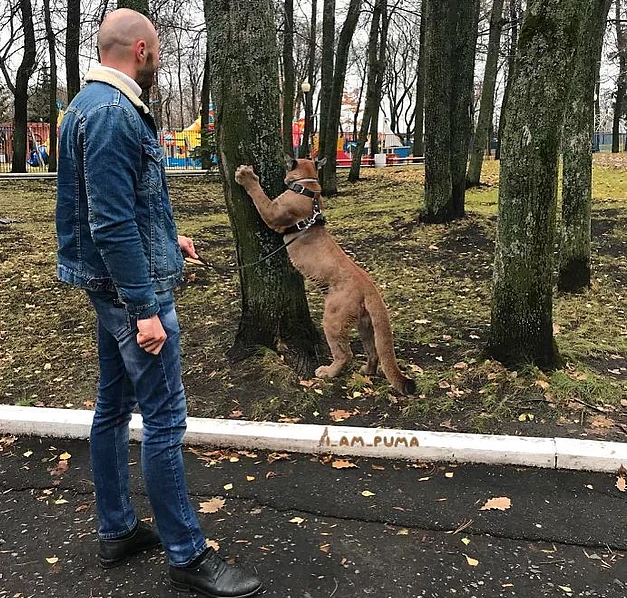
[0,436,625,597]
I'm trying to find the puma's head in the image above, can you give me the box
[284,156,327,185]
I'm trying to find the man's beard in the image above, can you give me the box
[136,53,156,91]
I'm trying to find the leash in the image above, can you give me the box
[186,176,325,274]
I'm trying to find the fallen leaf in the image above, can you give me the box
[229,410,244,418]
[589,415,614,429]
[617,476,626,492]
[464,554,479,566]
[278,416,301,423]
[289,517,305,524]
[319,543,330,552]
[361,490,375,497]
[428,244,439,251]
[558,586,573,594]
[397,529,409,535]
[329,409,353,422]
[299,379,315,388]
[267,452,291,463]
[480,496,512,511]
[518,413,535,422]
[246,476,255,482]
[45,557,59,564]
[453,362,468,370]
[445,472,454,478]
[199,497,225,513]
[461,537,471,546]
[205,539,220,551]
[332,459,357,469]
[371,464,385,471]
[223,483,233,491]
[23,450,33,457]
[54,498,68,505]
[59,452,71,460]
[535,380,549,390]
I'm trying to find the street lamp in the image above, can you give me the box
[300,80,312,157]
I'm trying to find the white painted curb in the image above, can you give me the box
[0,405,625,473]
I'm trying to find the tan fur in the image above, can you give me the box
[235,158,415,395]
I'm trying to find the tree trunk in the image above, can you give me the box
[319,0,362,195]
[282,0,295,157]
[467,0,505,187]
[449,0,479,215]
[489,0,587,369]
[300,0,317,157]
[12,0,36,174]
[207,0,323,377]
[318,0,335,163]
[200,0,213,169]
[66,0,80,104]
[348,0,382,183]
[412,0,427,157]
[496,0,520,161]
[369,0,389,158]
[43,0,57,172]
[613,0,626,153]
[558,0,611,293]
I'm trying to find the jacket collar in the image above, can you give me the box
[84,66,150,114]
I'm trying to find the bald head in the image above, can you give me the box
[98,8,159,89]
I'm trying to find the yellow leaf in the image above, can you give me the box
[535,380,549,390]
[246,476,255,482]
[418,476,430,482]
[332,459,357,469]
[23,450,33,457]
[59,452,71,460]
[289,517,305,524]
[223,483,233,491]
[480,496,512,511]
[461,537,471,546]
[361,490,375,497]
[464,554,479,566]
[445,472,454,478]
[199,497,225,513]
[397,529,409,535]
[54,498,68,505]
[45,557,59,564]
[559,586,573,594]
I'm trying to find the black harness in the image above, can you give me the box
[283,180,326,234]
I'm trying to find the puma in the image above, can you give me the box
[234,157,416,396]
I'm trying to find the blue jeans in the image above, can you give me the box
[87,290,206,566]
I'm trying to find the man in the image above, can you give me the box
[55,9,262,597]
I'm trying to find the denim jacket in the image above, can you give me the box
[56,67,184,319]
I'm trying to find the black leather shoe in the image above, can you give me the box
[169,548,263,597]
[98,521,161,568]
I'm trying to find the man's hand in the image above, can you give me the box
[137,315,167,355]
[178,235,198,259]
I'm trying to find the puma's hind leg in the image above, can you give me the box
[357,311,379,376]
[315,293,356,379]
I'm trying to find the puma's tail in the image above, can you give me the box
[364,287,416,395]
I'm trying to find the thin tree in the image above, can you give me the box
[200,0,212,169]
[318,0,335,163]
[496,0,520,161]
[206,0,323,376]
[12,0,36,173]
[282,0,295,156]
[612,0,626,153]
[300,0,316,157]
[66,0,80,103]
[43,0,58,172]
[348,0,383,183]
[412,0,427,158]
[466,0,505,187]
[318,0,362,195]
[488,0,587,368]
[559,0,612,292]
[368,0,390,156]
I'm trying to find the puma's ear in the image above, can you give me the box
[285,155,298,171]
[315,156,327,170]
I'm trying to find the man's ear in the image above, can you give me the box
[315,156,327,170]
[285,155,298,171]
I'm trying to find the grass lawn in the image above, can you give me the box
[0,156,626,440]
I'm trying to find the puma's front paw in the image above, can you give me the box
[315,365,335,378]
[235,165,259,188]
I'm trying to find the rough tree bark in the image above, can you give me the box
[488,0,587,368]
[66,0,80,103]
[282,0,295,157]
[319,0,362,195]
[412,0,427,158]
[422,0,479,222]
[558,0,611,293]
[207,0,323,376]
[43,0,58,172]
[12,0,36,174]
[300,0,316,157]
[318,0,335,163]
[467,0,505,187]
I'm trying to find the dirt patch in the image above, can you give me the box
[1,166,626,443]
